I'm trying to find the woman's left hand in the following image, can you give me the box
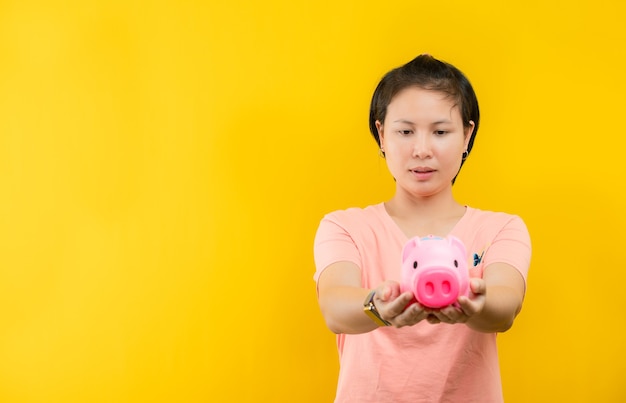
[425,278,486,325]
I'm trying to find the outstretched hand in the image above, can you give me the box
[374,281,429,327]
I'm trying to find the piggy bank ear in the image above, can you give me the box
[448,236,467,256]
[402,237,420,263]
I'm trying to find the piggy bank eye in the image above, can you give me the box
[413,261,418,269]
[453,260,458,268]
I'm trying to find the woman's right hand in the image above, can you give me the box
[374,281,431,328]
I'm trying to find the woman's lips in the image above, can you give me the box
[410,167,435,180]
[412,167,434,173]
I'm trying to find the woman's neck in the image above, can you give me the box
[384,188,466,238]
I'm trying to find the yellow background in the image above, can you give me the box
[1,1,625,402]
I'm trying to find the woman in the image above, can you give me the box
[314,54,531,402]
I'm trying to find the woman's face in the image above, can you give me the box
[376,86,474,198]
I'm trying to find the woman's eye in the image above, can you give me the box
[435,130,447,135]
[398,130,412,135]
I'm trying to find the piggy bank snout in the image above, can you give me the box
[414,266,461,308]
[401,235,469,309]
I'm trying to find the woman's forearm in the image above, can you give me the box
[465,285,523,333]
[319,286,380,334]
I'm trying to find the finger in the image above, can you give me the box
[378,281,403,302]
[470,278,486,295]
[433,311,453,324]
[385,293,414,314]
[431,305,467,324]
[378,285,391,301]
[448,306,469,323]
[457,295,483,317]
[390,302,428,327]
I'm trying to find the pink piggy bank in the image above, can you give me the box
[401,235,470,308]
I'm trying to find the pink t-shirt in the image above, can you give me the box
[313,203,531,403]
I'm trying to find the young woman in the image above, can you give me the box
[314,54,531,402]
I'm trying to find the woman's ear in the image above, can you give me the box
[464,120,475,149]
[375,120,384,146]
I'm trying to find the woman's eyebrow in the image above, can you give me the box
[392,119,453,125]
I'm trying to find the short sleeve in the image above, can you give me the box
[482,215,532,282]
[313,215,362,283]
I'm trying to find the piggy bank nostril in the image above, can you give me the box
[425,282,434,296]
[442,281,451,294]
[454,260,458,268]
[413,261,418,269]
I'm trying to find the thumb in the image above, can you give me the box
[470,278,485,295]
[377,283,395,301]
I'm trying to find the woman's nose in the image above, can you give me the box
[412,134,432,159]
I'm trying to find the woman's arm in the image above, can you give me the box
[317,262,376,334]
